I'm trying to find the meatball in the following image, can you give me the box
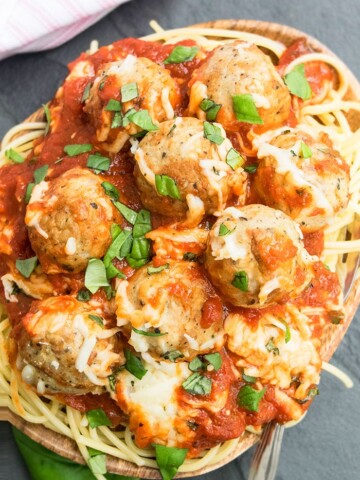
[115,260,225,360]
[15,296,122,394]
[254,128,350,231]
[189,41,291,132]
[84,55,180,151]
[204,205,313,307]
[133,117,247,219]
[25,168,117,274]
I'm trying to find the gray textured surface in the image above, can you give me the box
[0,0,359,479]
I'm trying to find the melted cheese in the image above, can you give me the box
[65,237,77,255]
[161,87,175,120]
[135,147,156,186]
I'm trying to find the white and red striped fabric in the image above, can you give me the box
[0,0,130,61]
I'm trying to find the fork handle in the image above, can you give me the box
[248,422,285,480]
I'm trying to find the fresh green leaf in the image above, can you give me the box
[25,182,35,203]
[147,263,169,275]
[161,350,185,362]
[102,181,120,201]
[104,229,127,267]
[244,164,258,173]
[121,82,138,102]
[89,454,107,475]
[232,271,249,292]
[129,237,150,260]
[64,144,92,156]
[111,111,124,129]
[155,174,181,199]
[106,263,126,280]
[183,252,198,262]
[203,121,224,145]
[42,103,51,135]
[114,201,138,224]
[153,444,188,480]
[16,257,38,278]
[189,357,204,372]
[242,372,257,383]
[119,232,133,257]
[81,83,92,103]
[88,447,104,458]
[127,109,158,132]
[300,141,312,159]
[204,352,222,371]
[284,64,312,100]
[182,372,212,395]
[237,385,266,412]
[6,148,24,163]
[87,153,110,172]
[266,338,280,355]
[163,45,199,64]
[88,314,104,328]
[34,164,49,184]
[105,99,122,111]
[199,98,222,122]
[86,408,112,428]
[133,209,152,238]
[132,327,167,337]
[232,94,264,124]
[218,223,234,236]
[126,256,149,268]
[226,148,244,170]
[297,386,319,404]
[84,258,109,294]
[76,288,91,302]
[124,348,147,379]
[111,223,122,239]
[282,320,291,343]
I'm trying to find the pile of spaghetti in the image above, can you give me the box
[0,22,359,480]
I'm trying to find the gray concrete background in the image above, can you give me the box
[0,0,359,479]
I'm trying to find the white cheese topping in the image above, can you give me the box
[161,87,175,120]
[65,237,77,255]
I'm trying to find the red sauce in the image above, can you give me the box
[303,230,325,256]
[200,296,223,328]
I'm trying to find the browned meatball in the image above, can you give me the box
[189,41,291,132]
[254,128,350,231]
[204,205,313,307]
[133,117,247,219]
[25,168,117,274]
[16,296,122,394]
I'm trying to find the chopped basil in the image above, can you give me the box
[147,263,169,275]
[244,164,258,173]
[5,148,24,164]
[161,350,184,362]
[133,209,152,238]
[183,252,198,262]
[87,153,110,172]
[132,327,167,337]
[237,385,266,412]
[203,121,224,145]
[84,258,109,294]
[76,288,91,302]
[204,353,222,371]
[33,165,49,184]
[127,109,158,132]
[163,45,199,64]
[231,271,249,292]
[232,94,264,124]
[25,183,35,204]
[88,454,107,475]
[284,64,312,100]
[155,174,181,200]
[99,76,108,91]
[101,181,119,201]
[111,111,123,129]
[199,98,222,122]
[121,82,138,102]
[114,201,138,224]
[282,320,291,343]
[182,372,212,395]
[124,348,147,379]
[106,262,126,280]
[218,223,234,236]
[330,315,343,325]
[119,232,133,257]
[42,103,51,135]
[189,357,204,372]
[88,314,104,328]
[242,372,257,383]
[266,338,280,355]
[108,373,117,391]
[111,223,122,239]
[81,83,92,103]
[300,141,313,159]
[126,256,149,268]
[15,257,38,279]
[188,353,222,372]
[129,237,150,260]
[64,144,92,156]
[226,148,244,170]
[105,99,122,111]
[153,444,188,480]
[297,387,319,404]
[103,229,132,267]
[86,408,112,428]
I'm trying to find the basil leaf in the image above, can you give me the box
[297,387,320,404]
[133,209,152,238]
[84,258,109,294]
[153,444,188,480]
[81,83,92,103]
[237,385,266,412]
[121,82,138,102]
[232,94,264,124]
[103,230,131,267]
[111,223,122,239]
[147,263,169,275]
[244,164,258,173]
[87,153,110,172]
[199,98,222,122]
[114,201,138,224]
[232,271,249,292]
[106,263,126,280]
[242,372,257,383]
[281,320,291,343]
[88,314,104,328]
[182,372,212,395]
[204,352,222,371]
[124,348,147,379]
[183,252,198,262]
[266,338,280,355]
[101,181,120,201]
[86,408,112,428]
[226,148,244,170]
[163,45,199,64]
[189,357,204,372]
[284,64,312,100]
[16,257,38,278]
[42,103,51,135]
[111,111,124,129]
[132,327,167,337]
[300,141,312,158]
[5,148,24,164]
[25,183,35,204]
[99,76,108,91]
[89,454,107,475]
[219,223,234,236]
[119,233,133,257]
[127,109,158,132]
[129,237,150,260]
[76,288,91,302]
[203,121,224,145]
[155,174,181,199]
[105,99,122,111]
[64,144,92,156]
[34,165,49,184]
[126,256,149,268]
[161,350,185,362]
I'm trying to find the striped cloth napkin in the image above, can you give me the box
[0,0,130,61]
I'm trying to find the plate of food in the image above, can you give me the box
[0,18,359,480]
